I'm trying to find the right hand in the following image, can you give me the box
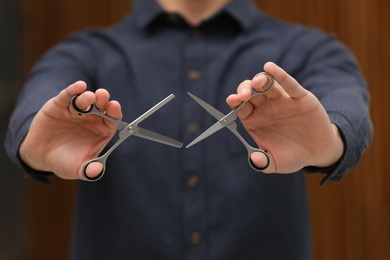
[19,81,122,180]
[226,62,344,174]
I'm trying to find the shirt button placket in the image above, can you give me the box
[182,27,207,259]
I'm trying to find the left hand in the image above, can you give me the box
[226,62,344,174]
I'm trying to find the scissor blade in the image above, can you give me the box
[187,92,225,120]
[134,94,175,124]
[134,127,183,148]
[186,92,237,148]
[186,120,225,148]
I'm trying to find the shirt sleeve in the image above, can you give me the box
[282,28,374,184]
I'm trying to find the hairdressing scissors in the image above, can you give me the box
[71,94,183,181]
[186,72,274,171]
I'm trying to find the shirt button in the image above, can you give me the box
[188,70,201,81]
[167,14,179,24]
[193,29,201,39]
[187,175,200,189]
[190,232,202,245]
[187,122,199,134]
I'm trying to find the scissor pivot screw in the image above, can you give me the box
[128,126,134,133]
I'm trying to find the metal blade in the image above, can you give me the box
[186,120,225,148]
[133,94,175,125]
[187,92,225,120]
[134,127,183,148]
[186,92,240,148]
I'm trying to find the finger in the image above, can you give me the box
[226,94,241,110]
[226,80,252,109]
[250,151,273,173]
[95,88,122,122]
[236,80,253,102]
[251,72,284,100]
[83,162,104,180]
[226,82,266,120]
[264,62,307,99]
[251,72,273,93]
[57,81,88,107]
[94,88,110,111]
[237,74,275,116]
[72,91,96,111]
[105,100,123,121]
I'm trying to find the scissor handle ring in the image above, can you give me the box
[252,72,274,94]
[71,95,94,115]
[82,157,106,182]
[248,149,270,172]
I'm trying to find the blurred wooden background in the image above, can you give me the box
[16,0,390,259]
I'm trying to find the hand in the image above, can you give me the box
[226,62,344,174]
[19,81,122,180]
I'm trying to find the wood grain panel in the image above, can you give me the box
[22,0,130,74]
[255,0,390,259]
[21,1,389,259]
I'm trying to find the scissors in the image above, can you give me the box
[71,94,183,181]
[186,72,274,171]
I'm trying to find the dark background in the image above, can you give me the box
[1,0,389,259]
[0,0,24,259]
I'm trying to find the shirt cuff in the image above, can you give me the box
[303,117,349,185]
[16,152,54,185]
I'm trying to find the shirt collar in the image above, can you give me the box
[132,0,162,29]
[132,0,259,31]
[224,0,259,31]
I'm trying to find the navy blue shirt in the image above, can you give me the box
[5,0,373,259]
